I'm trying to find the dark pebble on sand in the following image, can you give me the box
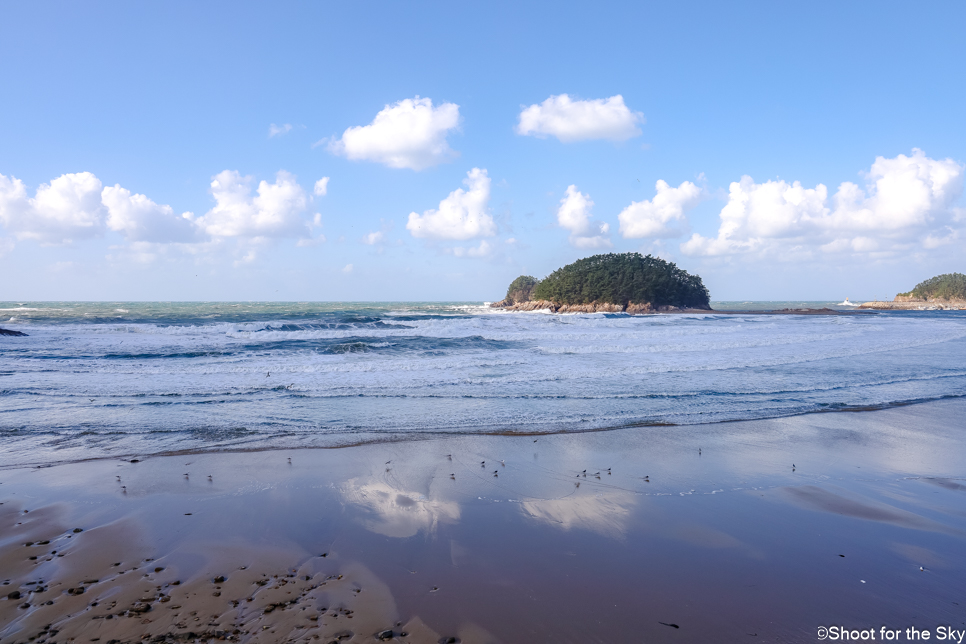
[130,459,140,463]
[438,638,460,644]
[72,528,83,533]
[213,575,226,583]
[377,630,394,640]
[7,591,21,600]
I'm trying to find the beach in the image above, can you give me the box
[3,398,965,643]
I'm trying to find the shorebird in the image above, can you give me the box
[445,454,452,460]
[449,474,455,479]
[207,475,212,481]
[116,476,121,481]
[184,473,189,479]
[480,461,485,467]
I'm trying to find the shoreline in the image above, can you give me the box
[3,394,961,473]
[3,399,966,643]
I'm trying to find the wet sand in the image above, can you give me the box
[2,399,965,643]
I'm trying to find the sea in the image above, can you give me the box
[2,301,965,468]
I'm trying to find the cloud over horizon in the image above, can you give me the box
[681,149,964,259]
[1,169,322,255]
[0,172,105,244]
[556,185,611,248]
[619,180,702,239]
[196,170,310,239]
[328,97,460,170]
[406,168,496,241]
[516,94,644,142]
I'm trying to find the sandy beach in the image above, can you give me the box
[2,399,965,643]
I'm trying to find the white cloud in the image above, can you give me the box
[619,180,702,239]
[450,239,493,257]
[197,170,309,238]
[406,168,496,240]
[362,230,385,245]
[341,263,353,273]
[0,172,104,243]
[268,123,293,138]
[329,97,460,170]
[556,185,612,248]
[101,185,199,243]
[682,149,964,258]
[516,94,644,142]
[313,177,330,196]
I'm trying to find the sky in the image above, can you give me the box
[1,0,964,302]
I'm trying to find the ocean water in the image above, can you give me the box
[1,301,965,468]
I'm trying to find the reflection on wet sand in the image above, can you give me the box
[779,485,964,535]
[520,493,634,538]
[341,479,460,538]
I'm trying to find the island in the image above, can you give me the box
[859,272,966,310]
[0,327,27,336]
[490,252,712,313]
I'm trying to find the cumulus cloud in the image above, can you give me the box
[329,97,460,170]
[619,180,702,239]
[0,172,104,243]
[681,149,964,258]
[362,230,385,245]
[101,185,199,243]
[556,185,611,248]
[313,177,330,196]
[516,94,644,142]
[450,239,493,257]
[268,123,293,138]
[406,168,496,240]
[196,170,309,238]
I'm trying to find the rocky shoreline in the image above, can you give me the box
[489,299,710,314]
[858,299,966,311]
[0,327,27,336]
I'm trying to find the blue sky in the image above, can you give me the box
[1,1,964,301]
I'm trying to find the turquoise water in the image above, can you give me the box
[2,301,965,467]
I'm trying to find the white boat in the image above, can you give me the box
[838,297,859,306]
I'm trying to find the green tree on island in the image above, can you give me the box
[899,273,966,301]
[518,252,709,309]
[504,275,540,304]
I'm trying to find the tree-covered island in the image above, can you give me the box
[859,272,966,310]
[491,252,711,314]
